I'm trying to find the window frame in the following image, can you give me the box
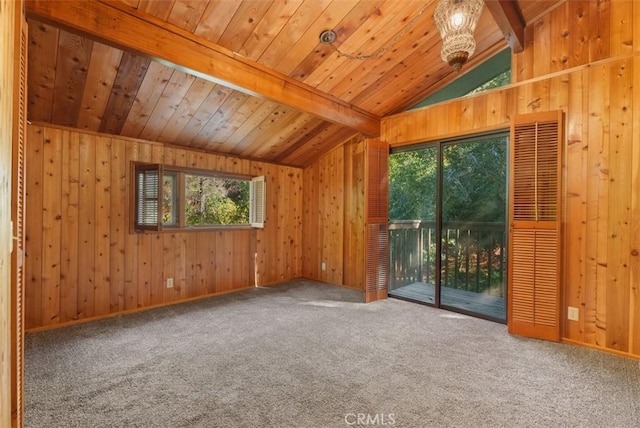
[132,162,264,233]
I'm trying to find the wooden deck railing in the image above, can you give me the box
[389,220,506,297]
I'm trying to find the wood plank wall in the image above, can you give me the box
[381,0,640,359]
[24,123,303,330]
[302,135,366,290]
[1,0,17,423]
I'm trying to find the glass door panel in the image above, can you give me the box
[388,147,438,304]
[440,138,507,320]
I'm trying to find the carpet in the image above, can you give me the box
[25,279,640,427]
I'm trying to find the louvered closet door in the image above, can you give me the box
[365,139,389,303]
[508,111,564,342]
[12,15,28,428]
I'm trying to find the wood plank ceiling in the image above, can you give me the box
[25,0,560,168]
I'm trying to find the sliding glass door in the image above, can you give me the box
[388,133,508,321]
[388,146,438,304]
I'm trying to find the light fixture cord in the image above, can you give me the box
[326,3,431,61]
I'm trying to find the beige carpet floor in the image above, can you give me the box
[25,279,640,427]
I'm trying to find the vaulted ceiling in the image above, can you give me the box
[25,0,561,167]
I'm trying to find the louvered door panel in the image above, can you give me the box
[12,15,28,428]
[365,223,388,303]
[364,140,389,302]
[508,111,563,342]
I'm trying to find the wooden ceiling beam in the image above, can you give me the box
[25,0,380,136]
[484,0,526,53]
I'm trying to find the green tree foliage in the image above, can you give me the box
[442,138,506,222]
[389,138,506,223]
[185,175,249,226]
[389,148,437,221]
[466,69,511,96]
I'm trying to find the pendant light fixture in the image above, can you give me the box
[434,0,484,73]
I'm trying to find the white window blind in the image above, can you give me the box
[250,175,265,228]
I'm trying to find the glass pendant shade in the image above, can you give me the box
[434,0,484,72]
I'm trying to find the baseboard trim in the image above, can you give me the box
[561,338,640,361]
[26,286,253,333]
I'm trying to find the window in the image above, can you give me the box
[133,163,265,231]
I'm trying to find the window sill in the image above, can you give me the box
[133,225,254,234]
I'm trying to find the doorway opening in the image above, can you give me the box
[388,132,508,322]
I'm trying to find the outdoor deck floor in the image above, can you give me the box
[389,282,506,320]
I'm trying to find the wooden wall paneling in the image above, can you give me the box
[320,148,345,284]
[291,167,303,278]
[472,95,489,131]
[41,127,63,325]
[485,90,505,128]
[262,164,281,284]
[532,79,551,112]
[137,143,153,308]
[24,124,304,329]
[237,230,252,288]
[550,1,569,72]
[609,0,633,57]
[605,59,632,352]
[149,233,164,305]
[567,0,591,67]
[195,232,209,296]
[302,162,319,280]
[76,43,123,131]
[549,74,569,112]
[587,0,608,63]
[214,230,232,292]
[457,98,474,133]
[25,126,44,329]
[26,22,58,123]
[380,5,640,357]
[60,130,79,321]
[276,166,288,280]
[123,140,139,310]
[77,132,96,319]
[342,139,366,289]
[149,144,164,305]
[533,14,556,76]
[635,0,640,53]
[514,23,534,83]
[109,137,126,312]
[162,231,177,302]
[590,62,611,348]
[631,56,640,355]
[185,231,198,298]
[175,232,187,298]
[563,68,589,342]
[93,135,111,316]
